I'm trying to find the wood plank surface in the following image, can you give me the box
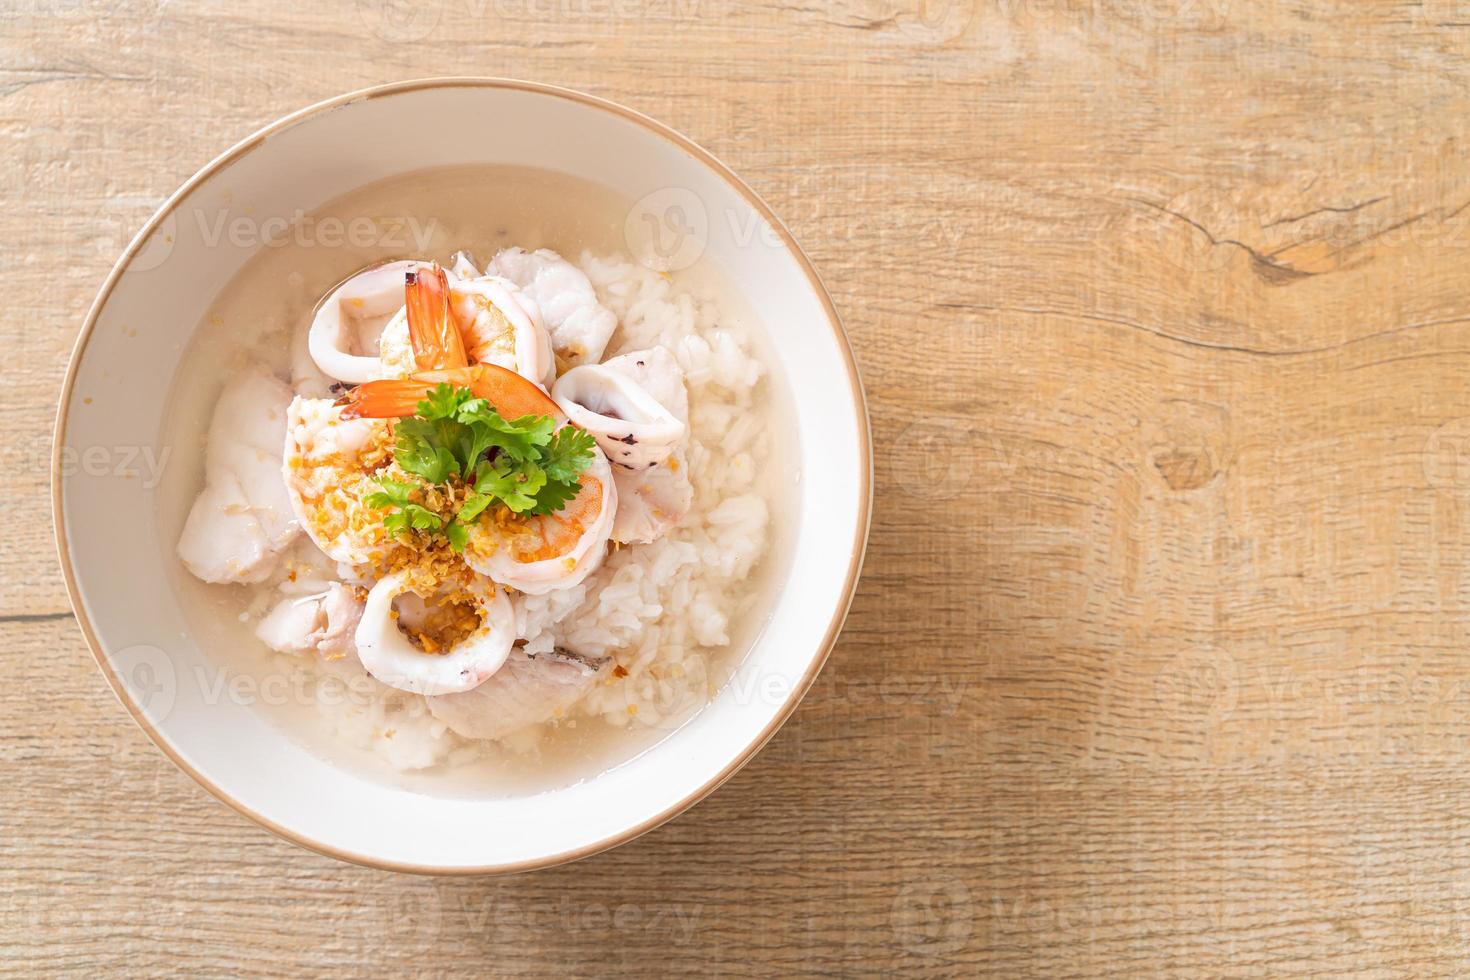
[7,0,1470,974]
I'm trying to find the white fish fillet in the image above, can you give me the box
[177,369,299,583]
[426,648,609,740]
[612,449,695,545]
[255,583,364,660]
[488,247,618,366]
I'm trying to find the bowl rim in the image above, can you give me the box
[52,76,872,875]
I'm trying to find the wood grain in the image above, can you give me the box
[7,0,1470,974]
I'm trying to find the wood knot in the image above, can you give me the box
[1152,448,1216,491]
[1141,399,1230,493]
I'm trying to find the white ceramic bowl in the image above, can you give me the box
[54,78,870,873]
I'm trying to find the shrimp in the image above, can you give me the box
[338,362,618,595]
[377,262,466,378]
[379,266,554,388]
[282,396,395,566]
[451,276,555,388]
[337,362,564,421]
[487,247,618,367]
[308,259,433,383]
[354,571,515,695]
[404,263,468,372]
[461,447,617,595]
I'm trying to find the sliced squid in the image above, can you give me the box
[354,571,515,695]
[462,447,619,595]
[488,247,617,367]
[597,346,693,541]
[308,259,431,383]
[427,646,610,739]
[290,306,335,398]
[552,363,686,471]
[603,346,689,422]
[178,369,300,584]
[255,583,364,660]
[282,396,393,566]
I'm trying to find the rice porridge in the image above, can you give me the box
[159,165,792,796]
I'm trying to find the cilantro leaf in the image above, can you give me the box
[382,504,443,537]
[393,417,461,484]
[370,386,602,548]
[472,457,547,514]
[443,518,469,553]
[402,505,444,530]
[541,426,597,484]
[417,383,471,421]
[456,401,556,464]
[456,492,495,525]
[364,476,416,510]
[525,475,581,517]
[366,476,445,539]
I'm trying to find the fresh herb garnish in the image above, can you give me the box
[364,477,445,537]
[366,384,597,551]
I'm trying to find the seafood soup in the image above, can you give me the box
[160,165,791,795]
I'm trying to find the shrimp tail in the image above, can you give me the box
[336,377,438,419]
[405,263,469,372]
[337,364,566,421]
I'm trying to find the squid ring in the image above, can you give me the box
[354,572,514,696]
[309,260,434,383]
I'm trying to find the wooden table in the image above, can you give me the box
[8,2,1470,974]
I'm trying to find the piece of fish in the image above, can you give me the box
[426,646,610,739]
[177,369,300,583]
[611,449,695,545]
[448,249,481,279]
[487,247,618,366]
[255,582,364,660]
